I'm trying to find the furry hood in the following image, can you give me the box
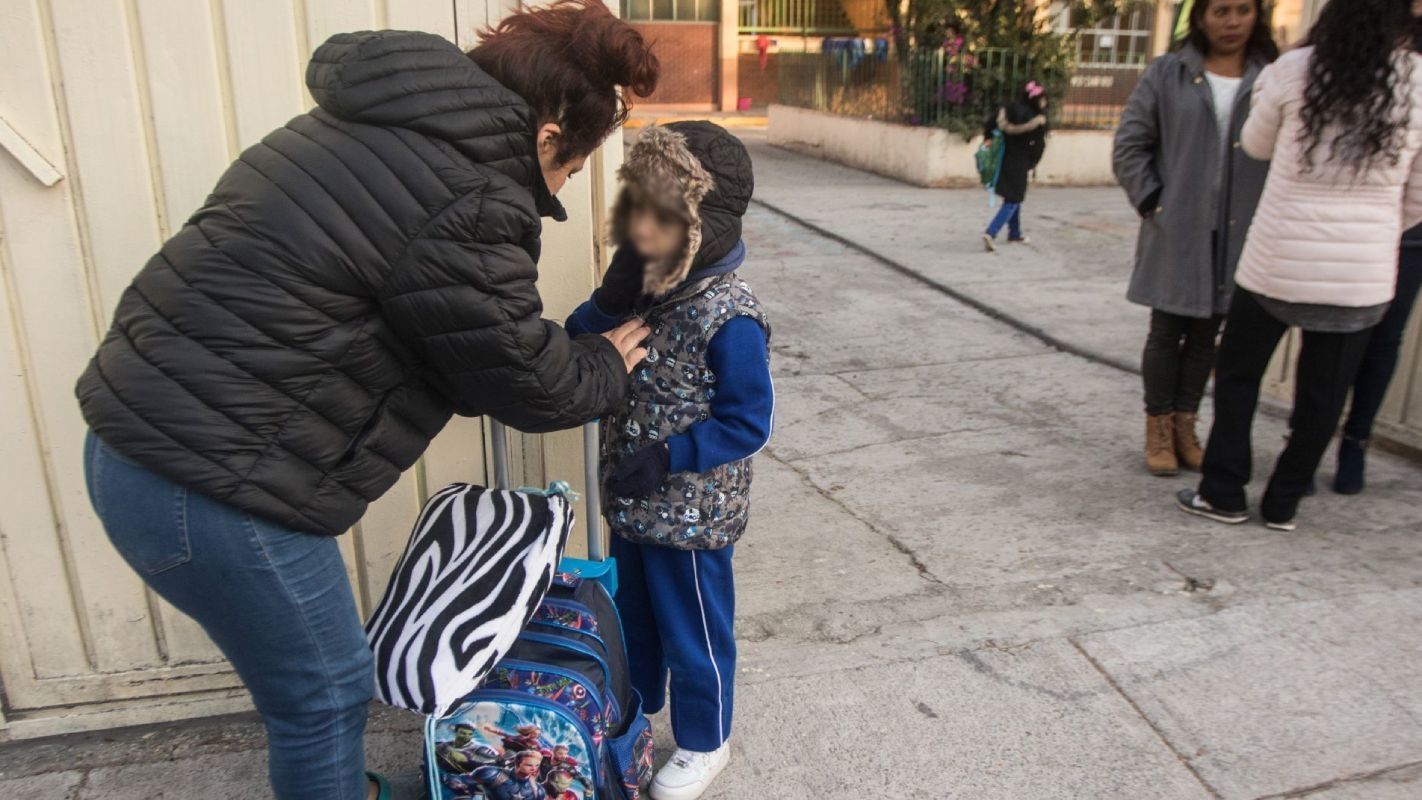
[997,106,1046,136]
[611,122,754,297]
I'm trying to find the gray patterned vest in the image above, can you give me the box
[601,273,770,550]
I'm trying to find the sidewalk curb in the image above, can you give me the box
[750,196,1415,455]
[751,197,1139,375]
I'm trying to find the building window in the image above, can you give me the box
[622,0,720,22]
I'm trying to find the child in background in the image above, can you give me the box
[566,122,771,800]
[983,81,1049,252]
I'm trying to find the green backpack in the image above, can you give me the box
[976,129,1005,189]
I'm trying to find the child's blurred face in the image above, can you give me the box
[628,206,688,263]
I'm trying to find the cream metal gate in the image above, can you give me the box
[0,0,619,739]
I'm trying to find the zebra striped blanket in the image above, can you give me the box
[366,482,576,716]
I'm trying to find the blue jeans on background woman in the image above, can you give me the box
[1332,251,1422,492]
[1344,253,1422,440]
[985,202,1024,241]
[83,433,373,800]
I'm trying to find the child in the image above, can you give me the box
[983,81,1049,252]
[565,122,771,800]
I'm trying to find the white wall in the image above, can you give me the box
[767,104,1117,188]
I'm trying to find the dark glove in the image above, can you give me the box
[606,444,670,500]
[1138,187,1163,219]
[593,247,647,318]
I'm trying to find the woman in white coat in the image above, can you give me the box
[1178,0,1422,531]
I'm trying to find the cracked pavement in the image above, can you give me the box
[2,132,1421,798]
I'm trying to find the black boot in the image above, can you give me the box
[1333,436,1369,495]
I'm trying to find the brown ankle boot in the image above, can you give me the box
[1173,411,1204,471]
[1146,413,1179,476]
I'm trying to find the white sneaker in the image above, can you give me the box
[649,742,731,800]
[982,233,998,253]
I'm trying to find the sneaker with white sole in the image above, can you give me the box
[982,233,997,253]
[1175,488,1248,525]
[650,742,731,800]
[1264,517,1298,532]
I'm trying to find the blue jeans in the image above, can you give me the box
[83,433,373,800]
[986,202,1023,240]
[1343,255,1422,439]
[612,536,735,752]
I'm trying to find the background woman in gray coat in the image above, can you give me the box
[1113,0,1277,476]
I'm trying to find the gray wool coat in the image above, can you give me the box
[1113,45,1271,318]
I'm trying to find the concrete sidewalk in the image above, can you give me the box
[3,135,1422,799]
[744,127,1152,372]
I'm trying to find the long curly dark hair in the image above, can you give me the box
[1182,0,1279,62]
[1301,0,1416,172]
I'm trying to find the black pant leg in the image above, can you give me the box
[1175,315,1225,413]
[1262,326,1373,522]
[1199,291,1288,511]
[1343,258,1422,438]
[1143,309,1188,415]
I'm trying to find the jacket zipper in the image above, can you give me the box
[518,631,620,726]
[491,658,610,732]
[532,599,607,648]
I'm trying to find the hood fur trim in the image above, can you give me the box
[610,126,717,298]
[997,108,1047,135]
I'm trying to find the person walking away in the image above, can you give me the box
[565,123,770,800]
[983,82,1049,252]
[1114,0,1278,476]
[1178,0,1422,531]
[73,3,658,798]
[1332,222,1422,493]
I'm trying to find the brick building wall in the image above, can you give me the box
[632,23,718,106]
[738,51,780,108]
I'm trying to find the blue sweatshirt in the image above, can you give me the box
[566,243,773,474]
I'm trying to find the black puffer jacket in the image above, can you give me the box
[985,102,1047,204]
[76,31,628,536]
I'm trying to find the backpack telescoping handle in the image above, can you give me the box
[486,420,604,562]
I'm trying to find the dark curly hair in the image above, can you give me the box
[1300,0,1416,172]
[468,0,659,163]
[1181,0,1279,63]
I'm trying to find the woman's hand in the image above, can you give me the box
[602,318,650,372]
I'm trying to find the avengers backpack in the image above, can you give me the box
[366,421,655,799]
[425,569,655,800]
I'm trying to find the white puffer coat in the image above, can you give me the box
[1235,46,1422,307]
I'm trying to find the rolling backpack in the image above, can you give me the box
[428,568,654,800]
[366,421,654,800]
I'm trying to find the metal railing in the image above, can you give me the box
[779,48,1034,135]
[776,45,1148,133]
[738,0,858,35]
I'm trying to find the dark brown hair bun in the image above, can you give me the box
[470,0,661,162]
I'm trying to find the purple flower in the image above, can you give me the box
[939,81,969,104]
